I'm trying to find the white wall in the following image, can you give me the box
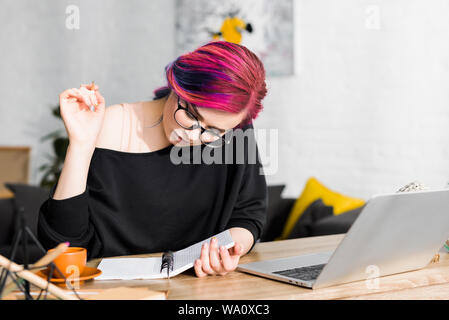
[1,0,449,201]
[0,0,175,185]
[258,0,449,199]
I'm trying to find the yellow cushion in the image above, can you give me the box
[277,177,365,240]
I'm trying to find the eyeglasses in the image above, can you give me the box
[174,96,233,148]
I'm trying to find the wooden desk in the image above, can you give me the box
[82,234,449,300]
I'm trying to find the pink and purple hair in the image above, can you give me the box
[153,41,267,128]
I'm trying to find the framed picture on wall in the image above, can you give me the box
[175,0,294,77]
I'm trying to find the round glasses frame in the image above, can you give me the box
[174,96,233,148]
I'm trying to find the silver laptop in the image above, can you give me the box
[237,189,449,289]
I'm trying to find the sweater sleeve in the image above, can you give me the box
[225,124,268,253]
[37,183,102,259]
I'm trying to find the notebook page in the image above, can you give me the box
[96,257,163,280]
[173,230,235,272]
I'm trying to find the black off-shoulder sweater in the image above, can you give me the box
[37,125,267,260]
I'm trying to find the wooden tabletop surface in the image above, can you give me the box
[77,233,449,300]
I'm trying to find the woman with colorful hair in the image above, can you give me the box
[38,41,268,278]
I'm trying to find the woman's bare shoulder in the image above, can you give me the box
[95,103,127,150]
[95,100,162,151]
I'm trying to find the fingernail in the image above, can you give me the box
[64,242,70,246]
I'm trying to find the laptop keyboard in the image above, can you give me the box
[273,264,326,281]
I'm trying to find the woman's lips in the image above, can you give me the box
[174,131,199,145]
[174,132,187,144]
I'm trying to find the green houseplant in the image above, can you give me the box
[39,104,69,189]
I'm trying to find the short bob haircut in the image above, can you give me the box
[153,41,267,129]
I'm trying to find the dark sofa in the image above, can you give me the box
[0,183,50,264]
[260,185,362,242]
[0,183,361,263]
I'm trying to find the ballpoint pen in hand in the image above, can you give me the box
[80,81,98,112]
[89,81,98,112]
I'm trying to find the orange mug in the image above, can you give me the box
[47,247,87,279]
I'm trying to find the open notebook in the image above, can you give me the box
[96,230,235,280]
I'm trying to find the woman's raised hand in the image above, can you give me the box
[59,82,106,149]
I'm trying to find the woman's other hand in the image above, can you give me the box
[194,237,244,277]
[59,82,106,149]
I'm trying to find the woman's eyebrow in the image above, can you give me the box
[188,102,226,133]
